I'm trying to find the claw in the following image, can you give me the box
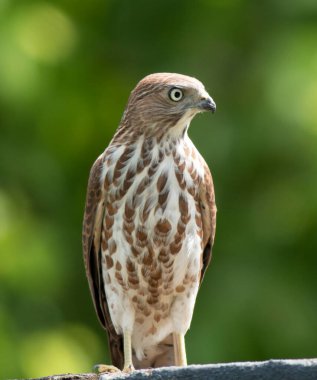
[94,364,121,373]
[122,364,135,373]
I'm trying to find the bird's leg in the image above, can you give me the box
[122,329,135,372]
[173,332,187,366]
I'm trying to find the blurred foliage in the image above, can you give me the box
[1,0,317,378]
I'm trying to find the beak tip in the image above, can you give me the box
[200,97,216,113]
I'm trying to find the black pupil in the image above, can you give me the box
[174,90,181,98]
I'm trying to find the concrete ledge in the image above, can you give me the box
[24,359,317,380]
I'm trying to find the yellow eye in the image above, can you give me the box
[169,87,183,102]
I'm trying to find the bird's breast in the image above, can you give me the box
[101,136,205,316]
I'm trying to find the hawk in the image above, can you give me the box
[82,73,216,372]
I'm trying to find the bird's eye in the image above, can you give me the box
[169,88,183,102]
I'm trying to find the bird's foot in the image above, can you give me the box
[94,364,121,374]
[122,364,135,373]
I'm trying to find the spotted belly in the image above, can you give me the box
[100,138,205,357]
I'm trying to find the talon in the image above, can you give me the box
[94,364,121,373]
[122,364,135,373]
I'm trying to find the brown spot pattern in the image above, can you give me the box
[157,173,168,193]
[106,255,114,269]
[137,138,153,173]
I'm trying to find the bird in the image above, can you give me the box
[82,73,217,372]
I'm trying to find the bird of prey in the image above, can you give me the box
[82,73,217,372]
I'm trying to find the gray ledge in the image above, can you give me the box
[21,359,317,380]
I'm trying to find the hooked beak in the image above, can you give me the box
[198,97,216,113]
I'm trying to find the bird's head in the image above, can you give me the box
[120,73,216,139]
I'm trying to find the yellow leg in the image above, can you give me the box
[173,332,187,366]
[123,330,135,372]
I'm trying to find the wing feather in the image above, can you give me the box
[82,155,124,368]
[198,161,217,284]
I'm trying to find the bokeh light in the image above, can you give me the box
[14,3,76,64]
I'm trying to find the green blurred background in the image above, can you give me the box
[1,0,317,378]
